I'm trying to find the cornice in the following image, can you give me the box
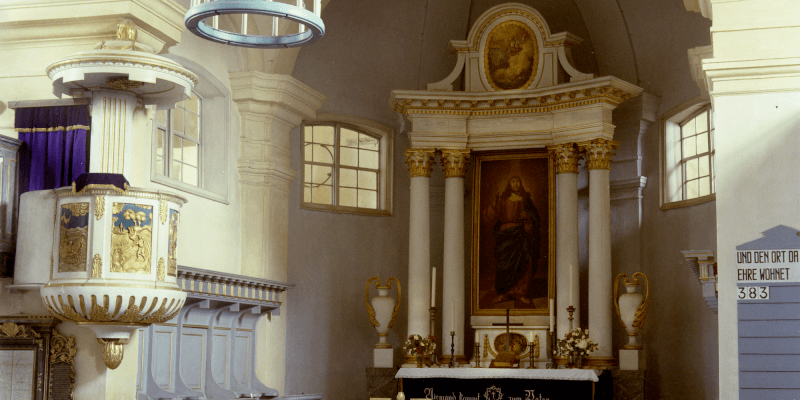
[230,71,327,121]
[703,57,800,96]
[391,76,642,117]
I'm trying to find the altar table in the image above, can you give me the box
[396,368,599,400]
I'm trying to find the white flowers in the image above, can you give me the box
[554,327,598,357]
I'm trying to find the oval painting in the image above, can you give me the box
[484,21,538,90]
[494,332,528,355]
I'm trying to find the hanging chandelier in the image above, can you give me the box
[185,0,325,48]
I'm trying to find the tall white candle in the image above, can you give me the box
[549,298,554,332]
[431,267,437,308]
[451,299,455,330]
[570,265,575,306]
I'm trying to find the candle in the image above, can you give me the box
[570,265,575,306]
[431,267,437,308]
[549,299,554,332]
[451,299,455,330]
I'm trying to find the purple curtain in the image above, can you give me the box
[15,105,89,194]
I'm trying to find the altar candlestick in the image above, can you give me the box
[451,299,455,330]
[431,267,436,307]
[569,265,575,306]
[549,299,554,332]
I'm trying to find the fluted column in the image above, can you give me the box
[580,138,619,366]
[440,149,470,364]
[547,144,581,339]
[405,149,436,349]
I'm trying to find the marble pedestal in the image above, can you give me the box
[366,368,398,400]
[619,349,645,371]
[612,370,645,400]
[374,348,394,368]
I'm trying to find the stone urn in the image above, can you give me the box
[614,272,649,349]
[366,277,401,348]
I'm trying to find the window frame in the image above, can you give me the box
[660,97,716,210]
[154,92,203,187]
[301,114,393,216]
[150,56,230,204]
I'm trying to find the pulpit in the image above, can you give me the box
[396,368,600,400]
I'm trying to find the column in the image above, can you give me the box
[547,144,581,338]
[580,138,619,366]
[89,90,137,175]
[230,71,325,392]
[440,149,470,364]
[405,148,436,359]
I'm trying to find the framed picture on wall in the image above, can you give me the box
[470,150,555,316]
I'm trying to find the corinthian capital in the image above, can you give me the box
[579,139,620,170]
[547,143,581,174]
[440,149,471,178]
[405,148,436,177]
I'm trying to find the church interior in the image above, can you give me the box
[0,0,795,399]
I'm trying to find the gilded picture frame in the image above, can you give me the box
[471,150,555,316]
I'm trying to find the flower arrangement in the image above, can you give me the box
[403,334,437,356]
[554,328,598,359]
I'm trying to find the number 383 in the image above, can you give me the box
[738,286,769,300]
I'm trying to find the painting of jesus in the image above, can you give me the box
[471,150,554,315]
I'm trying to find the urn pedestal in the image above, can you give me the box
[614,272,650,350]
[366,277,401,368]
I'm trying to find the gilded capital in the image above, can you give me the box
[579,139,619,170]
[440,149,471,178]
[405,148,436,177]
[547,144,581,174]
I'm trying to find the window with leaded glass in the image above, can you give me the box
[302,118,392,215]
[155,93,201,187]
[661,100,715,209]
[679,108,714,200]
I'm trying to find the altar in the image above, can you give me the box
[396,368,600,400]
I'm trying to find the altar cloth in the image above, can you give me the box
[396,367,599,382]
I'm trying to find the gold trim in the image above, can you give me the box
[95,196,105,220]
[14,125,90,133]
[49,330,77,400]
[441,149,471,178]
[365,277,380,327]
[160,201,167,224]
[387,277,401,329]
[92,254,102,278]
[579,138,619,170]
[98,338,129,370]
[468,8,547,52]
[61,202,90,217]
[106,77,144,90]
[404,148,436,178]
[54,184,187,205]
[0,322,41,338]
[44,282,182,291]
[157,258,165,281]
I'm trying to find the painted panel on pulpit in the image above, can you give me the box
[471,151,554,316]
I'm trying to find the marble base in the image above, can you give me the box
[374,348,394,368]
[619,349,644,371]
[612,370,645,400]
[366,368,398,399]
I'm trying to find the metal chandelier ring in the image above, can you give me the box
[185,1,325,48]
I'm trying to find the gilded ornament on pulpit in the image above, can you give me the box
[168,209,179,276]
[58,203,89,273]
[110,203,153,273]
[485,21,538,90]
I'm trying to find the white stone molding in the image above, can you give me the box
[0,0,186,53]
[688,46,713,99]
[681,251,718,314]
[683,0,712,19]
[610,177,647,201]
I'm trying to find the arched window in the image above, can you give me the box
[302,114,393,215]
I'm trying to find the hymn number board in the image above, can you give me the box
[736,225,800,399]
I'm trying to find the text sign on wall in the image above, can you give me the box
[736,226,800,284]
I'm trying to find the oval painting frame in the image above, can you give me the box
[483,20,539,91]
[494,332,528,355]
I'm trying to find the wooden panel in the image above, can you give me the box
[740,372,800,389]
[153,331,173,389]
[740,320,800,337]
[740,354,800,372]
[180,331,205,390]
[741,389,800,400]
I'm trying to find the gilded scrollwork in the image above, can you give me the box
[441,149,471,178]
[110,203,153,273]
[95,196,105,220]
[92,254,102,278]
[157,258,165,281]
[168,210,179,276]
[89,304,113,322]
[160,200,167,224]
[0,321,41,338]
[547,143,581,174]
[58,203,89,273]
[579,138,619,170]
[405,148,436,177]
[50,331,77,365]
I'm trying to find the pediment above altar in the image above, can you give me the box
[428,3,594,93]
